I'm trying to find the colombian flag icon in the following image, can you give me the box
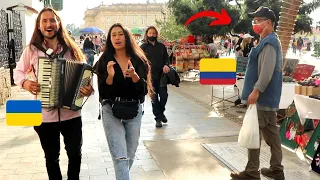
[200,58,236,85]
[6,100,42,126]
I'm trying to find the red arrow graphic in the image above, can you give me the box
[184,8,231,27]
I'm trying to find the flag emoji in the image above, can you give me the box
[6,100,42,126]
[200,58,236,85]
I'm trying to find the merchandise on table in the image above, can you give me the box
[295,76,320,96]
[172,44,209,73]
[283,76,295,82]
[310,95,320,100]
[236,56,248,74]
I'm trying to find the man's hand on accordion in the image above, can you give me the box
[23,80,40,95]
[80,85,94,97]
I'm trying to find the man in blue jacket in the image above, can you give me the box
[231,7,285,180]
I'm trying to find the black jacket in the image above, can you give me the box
[141,41,169,80]
[160,66,180,87]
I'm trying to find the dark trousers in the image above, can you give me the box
[245,111,283,178]
[34,117,83,180]
[151,79,168,120]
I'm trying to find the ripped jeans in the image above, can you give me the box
[101,103,142,180]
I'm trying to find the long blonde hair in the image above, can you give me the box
[241,38,252,50]
[29,7,85,61]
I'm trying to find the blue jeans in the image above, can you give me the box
[101,104,142,180]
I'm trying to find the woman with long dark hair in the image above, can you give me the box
[94,23,153,180]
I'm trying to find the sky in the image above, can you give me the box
[60,0,167,26]
[59,0,320,27]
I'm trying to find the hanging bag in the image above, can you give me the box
[238,104,260,149]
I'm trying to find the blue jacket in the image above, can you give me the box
[241,32,283,108]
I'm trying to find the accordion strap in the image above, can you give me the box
[58,108,61,123]
[32,43,68,59]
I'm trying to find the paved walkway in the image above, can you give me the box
[1,52,318,179]
[0,73,241,180]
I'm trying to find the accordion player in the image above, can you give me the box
[37,57,93,111]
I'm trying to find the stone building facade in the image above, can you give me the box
[83,3,169,34]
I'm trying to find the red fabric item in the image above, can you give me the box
[291,64,315,81]
[187,35,195,44]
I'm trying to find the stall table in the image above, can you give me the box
[236,78,296,109]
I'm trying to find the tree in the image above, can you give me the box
[234,0,320,34]
[66,24,76,33]
[156,16,191,40]
[66,24,81,36]
[169,0,320,36]
[168,0,241,36]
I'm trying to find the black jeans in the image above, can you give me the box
[151,79,168,120]
[34,117,83,180]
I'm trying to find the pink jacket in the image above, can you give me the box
[13,44,81,123]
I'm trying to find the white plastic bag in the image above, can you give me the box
[238,104,260,149]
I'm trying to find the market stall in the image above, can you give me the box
[236,80,297,109]
[279,74,320,165]
[171,44,210,81]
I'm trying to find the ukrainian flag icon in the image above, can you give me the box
[6,100,42,126]
[200,58,236,85]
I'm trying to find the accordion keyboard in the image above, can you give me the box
[37,58,64,108]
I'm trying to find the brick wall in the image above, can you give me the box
[0,68,11,105]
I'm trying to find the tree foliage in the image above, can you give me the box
[169,0,320,36]
[156,16,191,41]
[168,0,241,36]
[66,24,81,36]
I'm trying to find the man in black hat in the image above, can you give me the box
[231,6,285,180]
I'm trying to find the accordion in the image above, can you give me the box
[37,57,93,111]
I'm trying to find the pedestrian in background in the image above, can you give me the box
[83,36,95,66]
[141,26,170,128]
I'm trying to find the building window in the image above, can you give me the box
[133,17,137,25]
[107,17,111,25]
[142,17,145,25]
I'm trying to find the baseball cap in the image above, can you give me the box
[243,34,254,39]
[248,6,276,22]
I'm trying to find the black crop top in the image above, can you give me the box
[94,53,148,103]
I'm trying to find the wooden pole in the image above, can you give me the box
[276,0,303,72]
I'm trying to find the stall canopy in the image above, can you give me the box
[80,27,104,34]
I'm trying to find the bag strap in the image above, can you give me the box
[32,43,68,59]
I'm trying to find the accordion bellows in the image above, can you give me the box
[37,57,93,111]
